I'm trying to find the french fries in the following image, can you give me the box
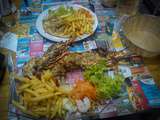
[43,7,94,38]
[13,70,68,119]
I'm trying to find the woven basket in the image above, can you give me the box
[122,15,160,57]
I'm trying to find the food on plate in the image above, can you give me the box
[23,36,106,79]
[76,97,91,113]
[23,51,106,80]
[15,31,125,119]
[63,98,77,113]
[70,80,96,100]
[84,60,124,99]
[43,5,94,38]
[13,70,70,119]
[23,37,75,77]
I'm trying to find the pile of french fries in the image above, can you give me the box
[13,70,68,119]
[63,9,94,37]
[43,7,94,38]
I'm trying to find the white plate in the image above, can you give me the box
[36,4,98,42]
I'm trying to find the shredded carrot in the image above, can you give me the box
[70,80,96,100]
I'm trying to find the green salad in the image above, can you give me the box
[83,59,124,99]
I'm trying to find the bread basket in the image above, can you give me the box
[122,14,160,57]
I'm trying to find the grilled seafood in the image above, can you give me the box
[23,36,107,79]
[23,49,106,79]
[23,37,75,77]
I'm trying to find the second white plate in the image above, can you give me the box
[36,4,98,42]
